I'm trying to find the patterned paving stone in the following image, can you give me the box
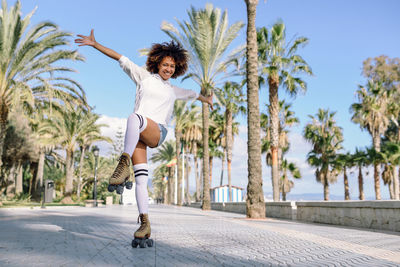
[0,205,399,266]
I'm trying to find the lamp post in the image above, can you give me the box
[92,146,100,207]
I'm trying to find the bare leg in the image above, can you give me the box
[132,141,147,164]
[139,117,161,149]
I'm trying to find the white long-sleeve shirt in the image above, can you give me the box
[118,55,199,126]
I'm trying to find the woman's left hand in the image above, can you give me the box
[206,92,214,110]
[198,93,214,110]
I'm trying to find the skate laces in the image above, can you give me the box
[137,214,148,231]
[113,155,128,177]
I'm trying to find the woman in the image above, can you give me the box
[75,30,213,247]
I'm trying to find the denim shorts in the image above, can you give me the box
[157,124,168,147]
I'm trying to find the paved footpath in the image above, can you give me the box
[0,204,400,267]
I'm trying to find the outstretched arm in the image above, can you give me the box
[75,29,121,61]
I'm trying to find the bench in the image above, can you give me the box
[84,199,104,207]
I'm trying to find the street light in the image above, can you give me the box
[92,146,100,207]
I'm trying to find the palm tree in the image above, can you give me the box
[76,111,112,199]
[243,0,265,218]
[335,153,353,200]
[39,104,94,199]
[280,159,301,201]
[0,0,85,170]
[261,100,299,200]
[2,110,37,197]
[209,107,226,189]
[28,105,55,199]
[379,142,400,200]
[152,164,169,203]
[173,100,201,205]
[304,109,343,200]
[162,4,244,210]
[350,80,392,199]
[215,81,245,201]
[150,140,176,204]
[183,123,202,203]
[352,148,367,200]
[257,23,313,201]
[181,106,201,205]
[182,105,202,202]
[208,140,224,189]
[79,152,114,198]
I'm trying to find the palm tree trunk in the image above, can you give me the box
[245,0,265,218]
[185,149,190,205]
[194,153,200,202]
[226,109,233,202]
[77,146,86,199]
[358,165,365,200]
[372,134,381,200]
[398,167,400,200]
[393,166,399,200]
[388,180,394,199]
[65,149,74,196]
[28,162,38,198]
[192,142,200,202]
[343,167,350,200]
[36,151,45,190]
[175,130,182,206]
[202,101,211,210]
[209,156,213,188]
[163,181,168,204]
[269,73,280,202]
[282,175,288,201]
[278,147,283,197]
[220,150,225,186]
[167,167,174,204]
[0,103,9,172]
[15,161,23,195]
[200,160,204,201]
[323,170,329,201]
[6,164,16,197]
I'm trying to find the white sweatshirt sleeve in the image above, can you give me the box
[118,55,150,84]
[172,85,199,101]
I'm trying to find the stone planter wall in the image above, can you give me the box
[211,202,247,215]
[265,201,297,220]
[188,200,400,232]
[296,200,400,232]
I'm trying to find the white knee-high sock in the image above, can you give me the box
[123,113,147,157]
[134,163,149,214]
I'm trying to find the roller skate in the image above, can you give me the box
[131,213,153,248]
[107,153,133,195]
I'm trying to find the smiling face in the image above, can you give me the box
[158,56,176,81]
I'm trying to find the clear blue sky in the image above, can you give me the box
[15,0,400,199]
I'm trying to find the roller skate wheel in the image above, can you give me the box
[116,185,124,195]
[107,184,116,192]
[131,239,139,248]
[139,239,147,248]
[125,181,133,190]
[146,239,154,247]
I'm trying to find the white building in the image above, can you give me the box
[211,185,244,203]
[121,184,136,205]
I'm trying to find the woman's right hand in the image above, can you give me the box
[74,29,121,61]
[75,29,96,47]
